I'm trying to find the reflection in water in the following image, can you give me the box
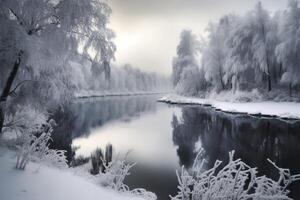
[50,95,300,200]
[171,105,300,199]
[69,95,157,138]
[50,95,158,162]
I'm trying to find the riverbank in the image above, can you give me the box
[75,90,169,98]
[158,94,300,120]
[0,148,146,200]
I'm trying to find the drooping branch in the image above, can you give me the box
[8,8,24,26]
[8,80,37,97]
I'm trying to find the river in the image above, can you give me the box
[51,94,300,200]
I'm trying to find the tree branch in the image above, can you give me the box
[8,80,39,97]
[8,8,24,26]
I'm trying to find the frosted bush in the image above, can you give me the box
[131,188,158,200]
[171,149,300,200]
[3,105,48,137]
[99,156,136,191]
[15,119,67,170]
[98,152,157,200]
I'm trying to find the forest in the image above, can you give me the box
[172,1,300,100]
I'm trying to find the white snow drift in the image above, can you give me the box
[159,94,300,119]
[0,149,146,200]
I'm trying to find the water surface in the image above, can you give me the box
[52,95,300,200]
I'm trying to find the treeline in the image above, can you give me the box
[172,1,300,98]
[72,63,171,93]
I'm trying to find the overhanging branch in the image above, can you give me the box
[8,80,39,97]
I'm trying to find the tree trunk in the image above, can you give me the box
[0,51,23,134]
[289,82,292,97]
[219,66,225,90]
[266,57,272,92]
[0,101,5,135]
[267,74,272,92]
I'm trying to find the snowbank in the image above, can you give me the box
[159,94,300,119]
[0,149,145,200]
[74,90,168,98]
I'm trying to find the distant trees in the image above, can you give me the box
[172,30,200,90]
[276,0,300,96]
[171,30,206,96]
[172,1,300,98]
[250,2,274,91]
[75,63,171,93]
[202,15,236,92]
[109,64,170,92]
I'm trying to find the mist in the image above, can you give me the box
[109,0,288,75]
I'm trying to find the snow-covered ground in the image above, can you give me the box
[0,149,145,200]
[159,94,300,119]
[75,90,168,98]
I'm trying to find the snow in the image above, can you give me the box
[171,150,300,200]
[0,149,145,200]
[75,90,168,98]
[159,94,300,119]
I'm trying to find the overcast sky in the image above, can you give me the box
[108,0,288,75]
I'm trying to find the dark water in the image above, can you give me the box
[51,95,300,200]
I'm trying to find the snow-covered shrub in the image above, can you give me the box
[99,156,135,191]
[131,188,158,200]
[171,149,300,200]
[3,105,48,137]
[15,119,67,170]
[100,157,157,200]
[96,151,157,200]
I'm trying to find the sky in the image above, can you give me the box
[108,0,288,75]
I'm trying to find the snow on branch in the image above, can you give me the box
[95,150,157,200]
[14,114,67,170]
[171,149,300,200]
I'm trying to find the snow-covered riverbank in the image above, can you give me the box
[159,94,300,119]
[0,149,145,200]
[75,90,169,98]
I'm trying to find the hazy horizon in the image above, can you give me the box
[109,0,288,75]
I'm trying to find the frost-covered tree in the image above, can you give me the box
[172,30,200,88]
[175,66,206,96]
[276,0,300,96]
[224,3,274,92]
[220,3,278,93]
[250,2,277,91]
[202,15,236,92]
[222,15,254,92]
[0,0,116,133]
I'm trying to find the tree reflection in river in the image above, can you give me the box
[50,95,158,163]
[68,96,157,138]
[171,105,300,198]
[49,96,300,199]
